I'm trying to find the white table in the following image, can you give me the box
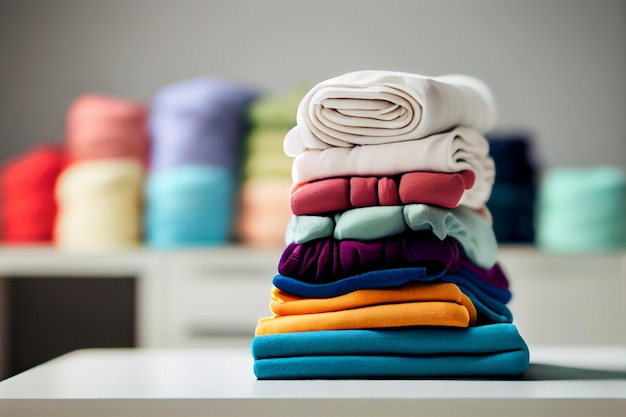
[0,346,624,417]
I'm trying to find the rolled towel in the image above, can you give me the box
[247,84,308,129]
[1,144,65,242]
[290,126,494,209]
[66,94,149,164]
[284,70,497,153]
[54,159,144,249]
[145,166,235,247]
[278,231,461,282]
[251,323,530,379]
[286,204,498,269]
[536,166,626,252]
[290,170,475,214]
[238,178,292,248]
[149,77,258,172]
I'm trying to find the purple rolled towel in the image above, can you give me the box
[149,77,259,172]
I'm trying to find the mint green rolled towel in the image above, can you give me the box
[536,166,626,253]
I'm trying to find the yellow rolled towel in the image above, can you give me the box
[54,159,144,249]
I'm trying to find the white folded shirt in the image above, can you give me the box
[290,126,495,209]
[284,70,497,155]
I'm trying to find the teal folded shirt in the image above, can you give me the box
[252,323,529,379]
[286,204,498,268]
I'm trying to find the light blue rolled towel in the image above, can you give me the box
[285,204,498,268]
[144,166,234,248]
[536,166,626,253]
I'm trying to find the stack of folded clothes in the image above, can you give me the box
[55,94,148,249]
[145,77,258,247]
[238,86,307,248]
[252,70,530,379]
[0,144,65,243]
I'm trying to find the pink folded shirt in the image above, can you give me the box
[290,170,475,215]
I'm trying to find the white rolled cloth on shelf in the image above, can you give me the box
[284,70,497,155]
[291,126,495,209]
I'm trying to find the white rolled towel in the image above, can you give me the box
[55,159,144,249]
[284,70,497,155]
[291,126,495,209]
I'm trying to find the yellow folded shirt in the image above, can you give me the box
[256,283,477,336]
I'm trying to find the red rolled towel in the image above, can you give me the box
[0,144,66,243]
[66,94,149,164]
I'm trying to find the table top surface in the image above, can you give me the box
[0,346,624,417]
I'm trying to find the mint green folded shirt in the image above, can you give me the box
[286,204,498,268]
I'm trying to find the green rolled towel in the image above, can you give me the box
[247,84,309,128]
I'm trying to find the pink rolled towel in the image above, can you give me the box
[66,94,149,164]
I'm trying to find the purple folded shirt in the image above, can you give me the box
[278,231,460,283]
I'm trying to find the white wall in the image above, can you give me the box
[0,0,625,171]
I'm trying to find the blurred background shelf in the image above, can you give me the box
[0,244,624,380]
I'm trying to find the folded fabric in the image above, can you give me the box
[284,70,497,153]
[252,323,530,379]
[488,182,536,243]
[286,204,498,269]
[444,278,512,323]
[244,128,293,179]
[238,178,292,248]
[54,159,144,248]
[278,232,460,282]
[457,257,511,293]
[66,94,149,164]
[247,85,308,128]
[149,77,258,172]
[269,281,475,318]
[487,133,537,184]
[273,267,512,323]
[0,144,66,242]
[290,127,494,209]
[290,170,475,215]
[145,165,235,247]
[536,166,626,253]
[274,266,440,298]
[256,299,475,335]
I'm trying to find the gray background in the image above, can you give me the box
[0,0,624,172]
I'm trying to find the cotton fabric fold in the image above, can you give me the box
[252,323,529,379]
[272,267,513,323]
[148,77,258,173]
[286,204,498,269]
[144,166,234,247]
[278,232,460,282]
[54,159,144,248]
[290,170,475,215]
[0,144,66,243]
[290,126,494,209]
[65,94,149,164]
[284,70,497,153]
